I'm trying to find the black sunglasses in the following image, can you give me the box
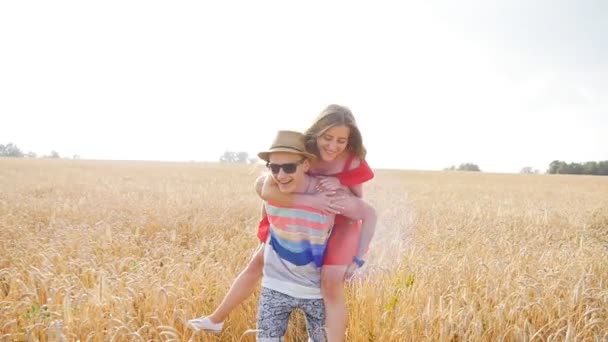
[266,159,305,174]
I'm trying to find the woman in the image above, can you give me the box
[188,104,377,341]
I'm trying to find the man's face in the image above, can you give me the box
[267,152,309,193]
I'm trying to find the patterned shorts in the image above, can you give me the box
[257,287,326,342]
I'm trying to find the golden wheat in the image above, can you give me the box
[0,159,607,341]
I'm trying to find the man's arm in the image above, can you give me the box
[255,175,341,214]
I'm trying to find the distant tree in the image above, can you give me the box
[248,157,259,164]
[520,167,540,174]
[26,151,37,158]
[567,162,585,175]
[220,151,249,164]
[520,166,534,174]
[443,165,456,171]
[220,151,236,163]
[0,143,24,157]
[46,150,61,159]
[457,163,481,172]
[236,152,249,163]
[583,161,598,175]
[73,154,81,160]
[548,160,566,174]
[598,161,608,175]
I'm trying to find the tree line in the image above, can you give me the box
[443,160,608,175]
[4,142,606,175]
[0,143,61,159]
[547,160,608,175]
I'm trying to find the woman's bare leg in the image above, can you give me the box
[206,244,264,323]
[321,265,348,342]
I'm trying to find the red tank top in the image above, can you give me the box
[334,153,374,186]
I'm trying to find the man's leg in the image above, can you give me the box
[257,287,294,342]
[300,297,327,342]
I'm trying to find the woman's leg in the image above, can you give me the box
[208,244,265,323]
[206,202,269,325]
[321,265,348,342]
[189,244,265,332]
[320,218,361,342]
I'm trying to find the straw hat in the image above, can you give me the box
[258,130,316,162]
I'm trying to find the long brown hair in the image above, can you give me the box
[304,104,367,160]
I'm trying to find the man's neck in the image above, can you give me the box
[294,174,314,194]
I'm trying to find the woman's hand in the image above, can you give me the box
[305,191,345,215]
[316,176,342,192]
[344,262,360,282]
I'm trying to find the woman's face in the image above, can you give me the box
[316,125,350,162]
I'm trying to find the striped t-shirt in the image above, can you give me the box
[261,201,335,299]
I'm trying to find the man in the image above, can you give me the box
[255,130,335,342]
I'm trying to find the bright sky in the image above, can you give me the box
[1,0,606,172]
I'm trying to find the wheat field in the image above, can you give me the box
[0,158,607,341]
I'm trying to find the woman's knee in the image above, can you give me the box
[244,246,264,275]
[364,202,377,221]
[321,267,346,298]
[254,175,266,196]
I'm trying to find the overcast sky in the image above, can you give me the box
[1,0,606,172]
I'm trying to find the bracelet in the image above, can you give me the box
[353,256,365,268]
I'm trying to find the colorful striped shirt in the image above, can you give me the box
[261,201,334,299]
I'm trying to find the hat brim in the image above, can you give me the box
[258,148,316,162]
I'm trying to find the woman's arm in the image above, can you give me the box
[316,177,363,197]
[254,175,341,214]
[347,158,363,197]
[348,184,363,198]
[317,157,369,197]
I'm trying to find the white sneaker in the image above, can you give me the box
[187,316,224,333]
